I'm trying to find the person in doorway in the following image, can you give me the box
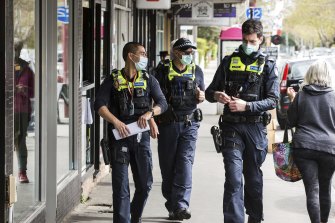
[94,42,167,223]
[287,59,335,223]
[14,40,35,184]
[154,37,205,220]
[156,50,169,70]
[205,19,279,223]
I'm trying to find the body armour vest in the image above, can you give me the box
[111,69,150,119]
[225,52,266,102]
[164,61,197,112]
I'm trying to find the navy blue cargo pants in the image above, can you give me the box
[220,122,267,223]
[157,121,200,212]
[110,131,152,223]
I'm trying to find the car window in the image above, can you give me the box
[288,60,316,80]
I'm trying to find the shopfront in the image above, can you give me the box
[0,0,171,222]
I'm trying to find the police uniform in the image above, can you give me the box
[205,46,279,223]
[155,60,205,216]
[94,68,167,223]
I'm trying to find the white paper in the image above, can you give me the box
[112,121,150,140]
[84,98,93,124]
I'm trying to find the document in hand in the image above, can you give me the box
[112,121,150,140]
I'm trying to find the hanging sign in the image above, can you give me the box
[136,0,171,9]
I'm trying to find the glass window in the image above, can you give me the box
[13,0,39,221]
[57,0,72,182]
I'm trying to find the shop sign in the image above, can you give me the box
[177,1,236,25]
[57,6,69,24]
[136,0,171,9]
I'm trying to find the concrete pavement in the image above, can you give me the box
[63,60,335,223]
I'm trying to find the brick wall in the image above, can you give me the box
[56,176,81,222]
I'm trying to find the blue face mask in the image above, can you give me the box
[180,55,193,65]
[242,43,258,55]
[134,56,148,71]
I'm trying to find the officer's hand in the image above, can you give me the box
[196,87,205,103]
[214,91,231,104]
[287,87,296,102]
[229,97,247,112]
[148,118,159,139]
[137,112,151,129]
[114,120,131,138]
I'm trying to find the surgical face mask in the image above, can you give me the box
[180,54,193,65]
[134,56,148,71]
[242,43,259,55]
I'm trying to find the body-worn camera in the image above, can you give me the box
[211,126,222,153]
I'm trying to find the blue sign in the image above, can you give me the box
[57,6,69,24]
[246,7,262,19]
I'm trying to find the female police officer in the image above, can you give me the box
[94,42,167,223]
[205,19,279,223]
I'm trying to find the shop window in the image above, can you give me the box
[57,0,72,183]
[13,0,39,221]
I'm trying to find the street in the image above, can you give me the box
[63,60,335,223]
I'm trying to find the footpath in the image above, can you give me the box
[63,60,335,223]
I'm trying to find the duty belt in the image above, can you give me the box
[221,114,263,123]
[173,113,195,127]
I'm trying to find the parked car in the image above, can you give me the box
[276,56,335,129]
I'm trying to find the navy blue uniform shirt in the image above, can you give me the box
[205,46,279,114]
[94,68,168,123]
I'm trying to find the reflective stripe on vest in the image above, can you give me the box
[112,70,147,91]
[167,61,196,81]
[229,56,264,75]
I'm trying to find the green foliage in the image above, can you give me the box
[197,26,220,67]
[284,0,335,47]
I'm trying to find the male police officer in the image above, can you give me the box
[205,19,279,223]
[154,38,205,220]
[94,42,167,223]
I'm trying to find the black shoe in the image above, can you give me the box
[168,212,176,220]
[131,217,142,223]
[248,216,261,223]
[174,208,191,220]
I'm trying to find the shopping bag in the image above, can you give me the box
[272,126,302,182]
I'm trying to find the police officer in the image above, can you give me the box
[94,42,167,223]
[154,38,205,220]
[156,51,169,69]
[205,19,279,223]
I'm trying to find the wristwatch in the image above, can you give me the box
[245,102,251,111]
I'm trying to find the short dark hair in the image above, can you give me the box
[122,42,143,61]
[242,19,263,38]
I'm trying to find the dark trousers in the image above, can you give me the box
[157,121,200,212]
[220,122,268,223]
[293,148,335,223]
[14,112,30,171]
[110,131,153,223]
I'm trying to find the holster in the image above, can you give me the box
[210,125,222,153]
[100,138,111,165]
[262,111,272,126]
